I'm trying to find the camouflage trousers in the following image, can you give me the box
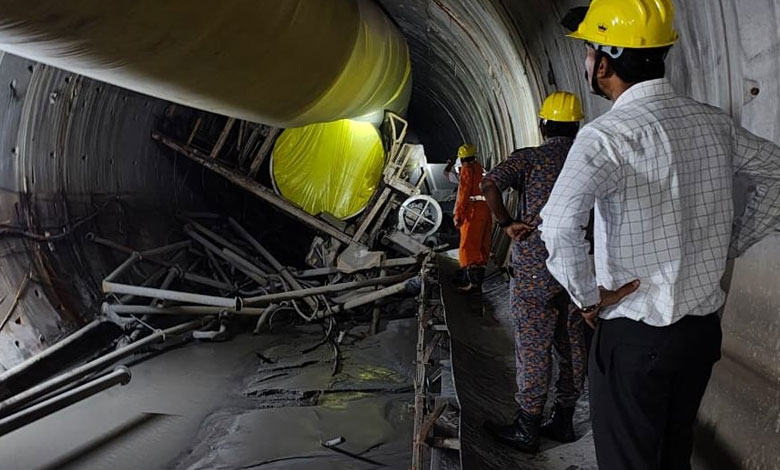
[510,280,586,416]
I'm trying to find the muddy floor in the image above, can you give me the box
[439,254,597,470]
[0,319,417,469]
[439,251,725,470]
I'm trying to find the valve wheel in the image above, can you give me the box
[397,195,443,238]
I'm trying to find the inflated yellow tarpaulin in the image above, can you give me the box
[272,120,385,220]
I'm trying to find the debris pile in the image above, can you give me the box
[94,213,422,346]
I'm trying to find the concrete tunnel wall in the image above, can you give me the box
[0,54,203,367]
[0,0,779,467]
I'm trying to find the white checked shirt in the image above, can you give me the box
[540,79,780,327]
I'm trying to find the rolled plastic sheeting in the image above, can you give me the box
[0,0,411,127]
[271,120,385,220]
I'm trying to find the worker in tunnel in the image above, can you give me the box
[452,144,492,295]
[480,91,586,453]
[540,0,780,469]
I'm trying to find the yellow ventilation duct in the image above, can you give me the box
[0,0,411,128]
[0,0,412,220]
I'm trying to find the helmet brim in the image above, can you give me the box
[539,113,584,123]
[566,30,679,49]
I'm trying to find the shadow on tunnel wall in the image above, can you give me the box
[695,420,742,470]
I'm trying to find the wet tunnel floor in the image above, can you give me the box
[0,320,417,469]
[439,255,598,470]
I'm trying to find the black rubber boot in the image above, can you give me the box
[483,409,541,453]
[540,403,576,443]
[456,267,484,295]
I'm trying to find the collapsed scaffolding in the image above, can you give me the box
[95,215,420,345]
[0,108,461,468]
[134,109,445,338]
[147,108,460,468]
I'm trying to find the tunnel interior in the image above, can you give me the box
[1,0,780,469]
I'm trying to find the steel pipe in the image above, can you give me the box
[140,240,191,258]
[331,287,376,304]
[341,280,411,311]
[221,248,269,280]
[370,268,387,335]
[102,281,240,310]
[185,227,268,287]
[118,269,164,304]
[120,267,231,301]
[153,267,180,308]
[205,249,231,287]
[295,257,420,278]
[104,252,141,283]
[0,367,131,437]
[245,273,415,306]
[0,319,109,390]
[192,322,228,341]
[228,218,317,310]
[102,303,265,316]
[180,272,235,292]
[295,267,343,279]
[227,218,289,274]
[189,221,252,260]
[85,233,135,255]
[0,318,207,418]
[119,253,182,304]
[88,235,202,282]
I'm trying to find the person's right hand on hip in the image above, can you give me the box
[581,280,641,328]
[506,221,535,241]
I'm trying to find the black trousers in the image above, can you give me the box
[589,313,722,470]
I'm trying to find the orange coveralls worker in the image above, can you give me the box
[453,144,492,291]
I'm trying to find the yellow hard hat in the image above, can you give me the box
[457,144,477,159]
[539,92,584,122]
[568,0,679,49]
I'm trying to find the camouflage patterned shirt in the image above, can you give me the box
[485,136,574,296]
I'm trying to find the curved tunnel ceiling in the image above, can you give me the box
[378,0,542,164]
[0,0,780,467]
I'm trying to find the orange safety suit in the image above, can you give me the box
[454,162,492,268]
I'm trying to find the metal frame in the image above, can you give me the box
[397,195,443,238]
[410,255,460,468]
[152,132,358,246]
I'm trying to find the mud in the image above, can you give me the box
[438,254,597,470]
[0,319,417,469]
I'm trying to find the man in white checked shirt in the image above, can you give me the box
[539,1,780,469]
